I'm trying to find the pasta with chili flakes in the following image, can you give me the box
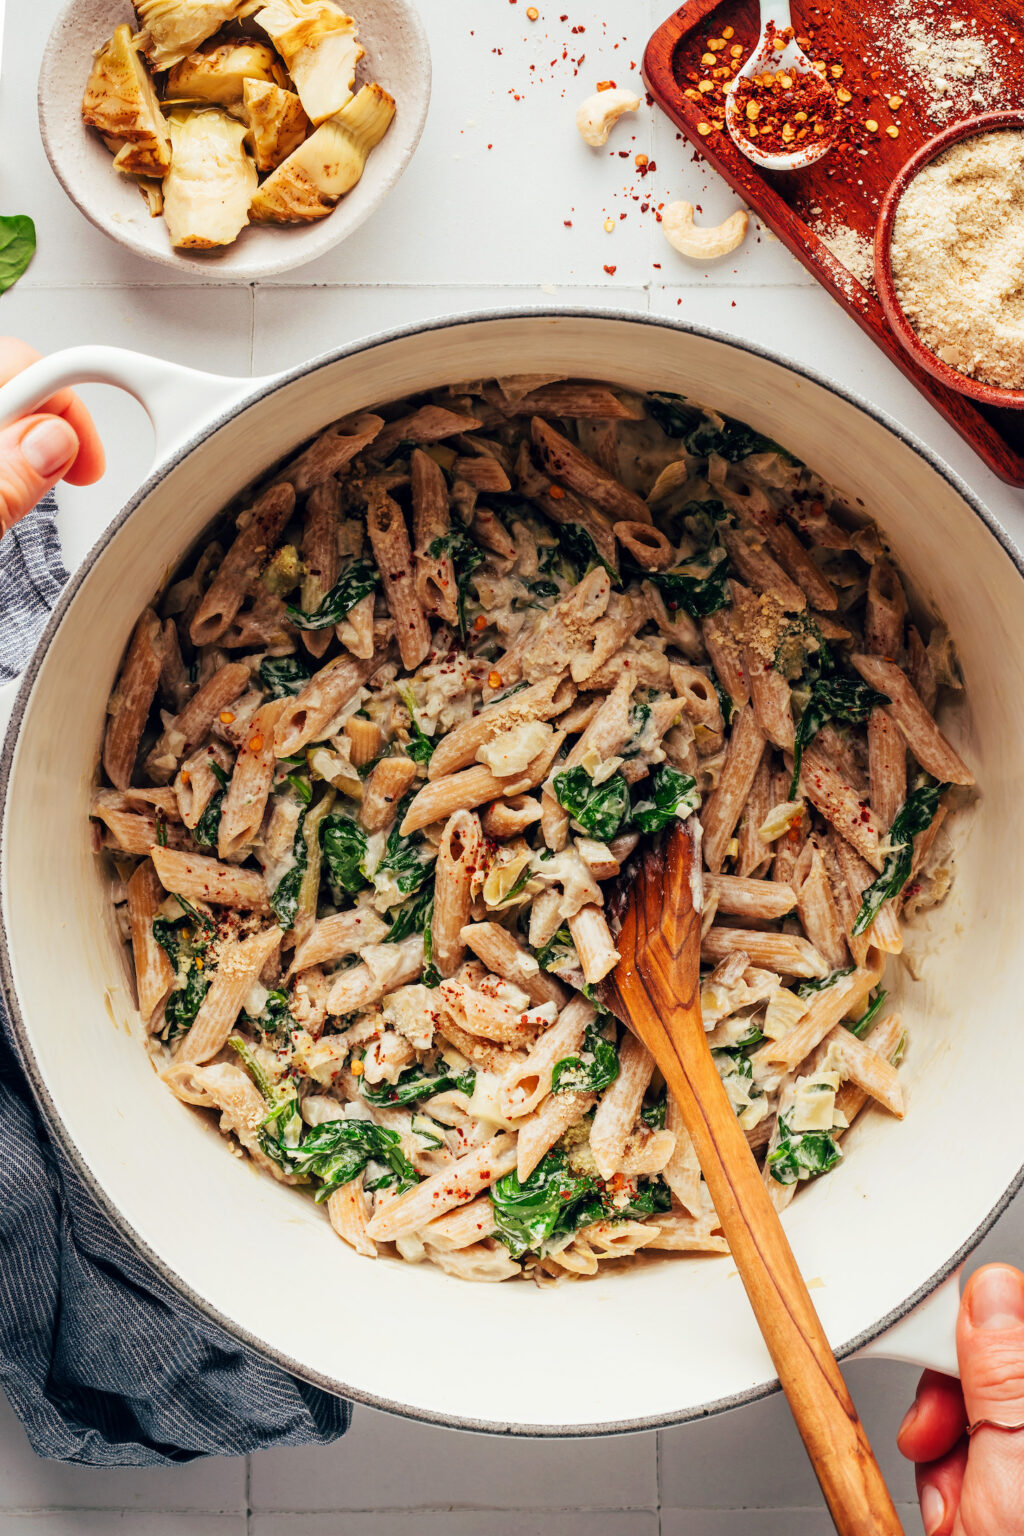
[94,376,973,1284]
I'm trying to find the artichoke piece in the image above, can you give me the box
[82,24,172,176]
[250,83,394,223]
[163,108,259,248]
[137,178,165,216]
[255,0,363,125]
[134,0,255,71]
[166,40,285,114]
[242,79,311,171]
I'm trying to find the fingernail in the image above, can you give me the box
[920,1482,945,1535]
[21,418,77,477]
[897,1399,920,1442]
[969,1266,1024,1330]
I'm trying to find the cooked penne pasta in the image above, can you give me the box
[460,922,568,1008]
[361,756,419,833]
[104,609,165,791]
[366,1135,518,1241]
[176,926,283,1064]
[127,859,176,1024]
[145,661,251,784]
[189,483,296,647]
[367,486,431,671]
[850,653,974,785]
[274,654,375,758]
[219,698,289,859]
[150,845,270,911]
[431,811,483,977]
[701,706,766,872]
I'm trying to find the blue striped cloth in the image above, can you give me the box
[0,496,350,1464]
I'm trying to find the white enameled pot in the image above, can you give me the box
[0,312,1016,1436]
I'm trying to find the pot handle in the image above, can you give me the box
[0,346,263,743]
[853,1269,962,1378]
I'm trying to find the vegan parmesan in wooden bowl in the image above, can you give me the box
[875,111,1024,409]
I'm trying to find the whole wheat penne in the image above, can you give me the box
[410,448,458,624]
[92,800,194,855]
[701,706,766,872]
[456,454,512,495]
[864,560,907,657]
[643,581,702,659]
[908,802,948,886]
[218,698,289,859]
[850,653,973,785]
[540,787,570,852]
[794,844,849,972]
[830,834,903,955]
[822,830,871,968]
[745,648,795,751]
[104,609,165,791]
[299,478,342,660]
[799,741,884,869]
[158,617,191,713]
[643,1215,729,1254]
[274,654,374,758]
[736,752,773,878]
[515,446,621,576]
[326,935,424,1016]
[150,845,270,912]
[401,732,564,836]
[127,860,176,1024]
[290,908,389,973]
[420,1195,498,1250]
[176,926,283,1064]
[497,381,644,419]
[460,921,568,1008]
[277,413,384,494]
[702,610,749,709]
[428,675,571,780]
[531,416,651,523]
[567,905,620,984]
[867,706,907,833]
[746,506,837,611]
[498,996,593,1120]
[361,756,419,833]
[613,520,674,569]
[516,1090,596,1181]
[662,1099,704,1215]
[431,811,483,977]
[722,528,806,611]
[165,1060,300,1182]
[367,487,431,671]
[189,484,296,647]
[906,625,938,713]
[590,1035,654,1180]
[822,1026,904,1119]
[669,663,723,733]
[145,661,251,785]
[174,744,232,830]
[703,873,796,920]
[701,926,828,979]
[327,1178,377,1258]
[834,1012,905,1129]
[293,789,336,940]
[371,405,482,463]
[481,795,543,838]
[336,590,376,660]
[366,1134,517,1241]
[344,716,382,767]
[752,961,882,1074]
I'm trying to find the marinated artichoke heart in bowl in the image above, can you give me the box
[80,0,395,252]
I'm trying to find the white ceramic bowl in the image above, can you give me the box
[38,0,431,280]
[0,311,1018,1434]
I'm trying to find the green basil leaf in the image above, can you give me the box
[0,215,36,295]
[553,766,630,840]
[286,557,379,631]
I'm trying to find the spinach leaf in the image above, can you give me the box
[846,988,887,1040]
[557,522,617,584]
[641,1092,667,1130]
[710,669,735,728]
[154,901,215,1040]
[320,813,369,895]
[251,988,292,1039]
[406,718,435,763]
[194,792,224,849]
[286,770,313,804]
[290,1118,419,1201]
[852,782,949,935]
[646,391,700,438]
[386,882,434,943]
[528,578,560,599]
[789,675,889,798]
[642,533,730,618]
[164,963,210,1039]
[428,531,486,639]
[372,795,436,902]
[767,1116,842,1186]
[551,1023,620,1094]
[152,918,181,968]
[360,1060,475,1108]
[795,966,855,999]
[490,1149,605,1259]
[535,925,580,979]
[286,558,379,631]
[685,416,790,463]
[629,763,700,833]
[0,215,36,294]
[270,814,308,927]
[553,766,630,840]
[260,655,312,698]
[616,1177,673,1220]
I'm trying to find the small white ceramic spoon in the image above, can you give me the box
[725,0,836,172]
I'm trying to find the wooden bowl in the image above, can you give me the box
[875,111,1024,410]
[38,0,431,281]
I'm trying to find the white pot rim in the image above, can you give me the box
[3,307,1021,1436]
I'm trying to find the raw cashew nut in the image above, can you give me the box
[576,86,642,147]
[662,201,749,260]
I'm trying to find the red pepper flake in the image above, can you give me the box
[603,264,617,274]
[731,61,839,153]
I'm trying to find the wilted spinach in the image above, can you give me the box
[260,655,312,698]
[553,766,630,840]
[551,1023,620,1094]
[289,1118,419,1201]
[372,793,436,902]
[852,781,949,935]
[427,530,486,638]
[629,763,700,834]
[490,1149,606,1259]
[320,813,369,895]
[286,558,379,631]
[153,898,215,1040]
[270,813,308,927]
[789,675,889,798]
[360,1060,476,1108]
[767,1117,842,1186]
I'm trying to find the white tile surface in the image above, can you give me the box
[3,1,1024,1534]
[250,1408,656,1511]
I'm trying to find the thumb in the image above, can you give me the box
[952,1265,1024,1535]
[0,413,81,537]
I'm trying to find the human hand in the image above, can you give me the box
[0,337,104,537]
[899,1264,1024,1534]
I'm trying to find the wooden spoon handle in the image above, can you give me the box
[634,983,903,1534]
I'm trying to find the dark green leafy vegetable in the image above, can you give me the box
[155,812,169,847]
[270,814,308,928]
[852,782,949,935]
[372,794,436,901]
[289,1118,420,1201]
[320,813,369,895]
[386,882,434,943]
[685,416,791,463]
[795,966,855,999]
[528,578,560,599]
[535,925,580,980]
[773,614,833,682]
[260,656,312,698]
[361,1060,476,1108]
[615,1177,673,1220]
[251,988,292,1038]
[641,532,731,618]
[645,391,700,438]
[553,766,630,840]
[490,1149,606,1259]
[789,676,889,798]
[846,989,887,1040]
[767,1117,842,1186]
[640,1093,667,1130]
[629,764,700,834]
[153,900,216,1040]
[164,963,210,1039]
[551,1023,620,1094]
[556,521,617,584]
[0,215,36,294]
[428,531,486,639]
[286,558,379,631]
[194,793,223,848]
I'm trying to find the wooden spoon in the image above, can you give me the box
[601,820,903,1535]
